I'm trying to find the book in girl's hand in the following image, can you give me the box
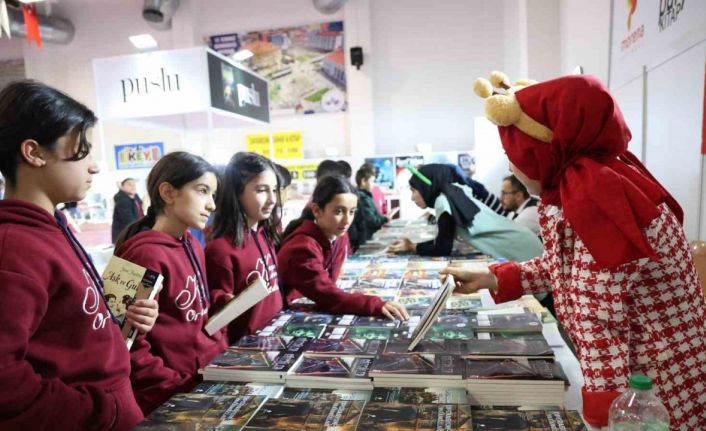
[205,276,270,336]
[101,255,163,350]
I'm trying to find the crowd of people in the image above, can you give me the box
[1,73,705,430]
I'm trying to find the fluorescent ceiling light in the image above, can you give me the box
[232,49,254,62]
[129,34,159,51]
[19,0,46,3]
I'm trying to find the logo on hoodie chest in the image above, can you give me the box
[175,275,208,323]
[81,269,111,331]
[246,252,279,294]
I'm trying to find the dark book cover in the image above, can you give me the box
[306,338,384,356]
[287,312,336,325]
[243,399,364,431]
[471,409,530,430]
[279,388,371,402]
[371,354,462,378]
[461,339,554,358]
[294,356,350,377]
[357,403,473,430]
[233,335,288,351]
[370,387,467,404]
[383,339,448,354]
[465,358,566,382]
[208,349,276,370]
[192,381,282,397]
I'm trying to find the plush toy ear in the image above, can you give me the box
[514,78,537,87]
[473,78,493,99]
[485,94,521,126]
[489,71,511,89]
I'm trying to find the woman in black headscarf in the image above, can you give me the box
[388,164,542,260]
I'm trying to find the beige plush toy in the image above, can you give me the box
[473,71,552,144]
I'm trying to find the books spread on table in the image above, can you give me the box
[101,255,163,350]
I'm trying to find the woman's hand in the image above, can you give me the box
[387,238,416,254]
[381,301,409,321]
[125,299,159,333]
[439,267,498,294]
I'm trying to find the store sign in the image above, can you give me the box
[207,51,269,123]
[246,133,271,157]
[114,142,164,170]
[610,0,706,88]
[273,131,303,159]
[283,163,318,181]
[93,47,210,119]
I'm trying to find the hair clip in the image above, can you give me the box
[406,165,432,186]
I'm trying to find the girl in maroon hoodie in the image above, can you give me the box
[114,151,228,414]
[206,152,284,344]
[278,175,409,320]
[0,81,158,430]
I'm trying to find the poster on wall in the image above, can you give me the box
[114,142,164,170]
[610,0,706,89]
[210,21,346,115]
[394,155,424,191]
[364,157,395,191]
[208,51,270,123]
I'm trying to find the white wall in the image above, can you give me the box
[559,0,611,81]
[0,37,24,61]
[370,0,509,156]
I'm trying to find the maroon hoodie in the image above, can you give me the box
[206,226,284,344]
[115,229,227,415]
[0,199,142,431]
[277,219,384,315]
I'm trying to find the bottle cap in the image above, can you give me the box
[629,374,652,390]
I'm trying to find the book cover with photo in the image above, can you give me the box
[101,255,163,349]
[322,326,393,341]
[331,314,400,328]
[370,354,463,379]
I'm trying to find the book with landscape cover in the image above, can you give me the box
[407,274,455,351]
[101,255,164,350]
[356,403,473,431]
[243,398,365,430]
[288,354,375,386]
[204,276,270,336]
[136,393,267,430]
[232,335,290,351]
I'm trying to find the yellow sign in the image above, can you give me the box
[245,133,270,157]
[283,163,318,181]
[273,131,303,160]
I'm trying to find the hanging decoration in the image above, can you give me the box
[22,3,42,47]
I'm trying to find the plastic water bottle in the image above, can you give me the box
[608,374,670,431]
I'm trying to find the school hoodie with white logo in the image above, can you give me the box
[115,229,227,415]
[0,199,142,431]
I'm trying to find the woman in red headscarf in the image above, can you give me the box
[442,74,706,429]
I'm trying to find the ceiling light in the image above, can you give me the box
[129,34,159,51]
[232,49,254,62]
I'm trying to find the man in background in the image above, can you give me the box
[501,174,540,236]
[111,178,143,244]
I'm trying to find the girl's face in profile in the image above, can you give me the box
[410,188,427,209]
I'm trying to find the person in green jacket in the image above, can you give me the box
[388,164,542,261]
[355,163,390,239]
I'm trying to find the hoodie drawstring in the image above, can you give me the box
[55,211,119,324]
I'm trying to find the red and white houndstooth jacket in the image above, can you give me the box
[491,203,706,430]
